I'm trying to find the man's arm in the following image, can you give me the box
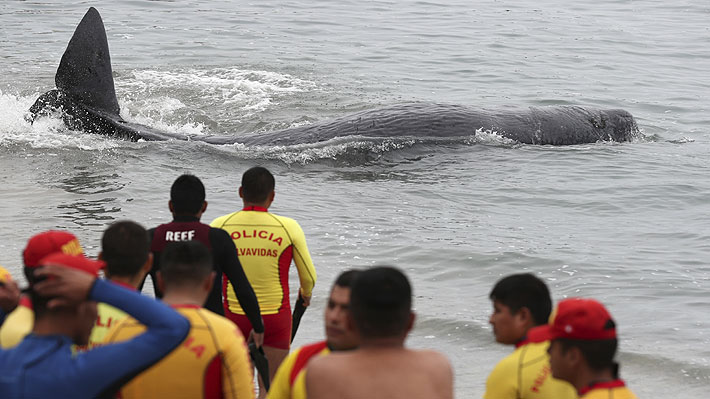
[0,280,20,326]
[221,324,256,399]
[33,266,190,398]
[283,218,316,305]
[210,228,264,334]
[146,227,164,298]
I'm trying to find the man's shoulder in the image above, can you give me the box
[190,309,245,341]
[210,212,239,228]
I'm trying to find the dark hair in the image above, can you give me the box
[558,338,618,372]
[241,166,275,203]
[350,266,412,338]
[334,269,361,288]
[160,241,213,288]
[101,220,150,277]
[489,273,552,326]
[170,174,206,214]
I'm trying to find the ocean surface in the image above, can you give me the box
[1,0,709,396]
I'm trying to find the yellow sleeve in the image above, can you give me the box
[222,326,256,399]
[484,354,518,399]
[280,217,316,297]
[266,347,301,399]
[0,305,33,349]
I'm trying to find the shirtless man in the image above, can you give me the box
[305,266,453,399]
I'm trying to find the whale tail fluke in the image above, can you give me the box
[55,7,120,116]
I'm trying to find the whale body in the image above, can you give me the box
[29,8,640,146]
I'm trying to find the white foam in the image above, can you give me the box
[117,67,317,117]
[0,90,121,150]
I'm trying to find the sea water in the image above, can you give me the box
[1,1,709,396]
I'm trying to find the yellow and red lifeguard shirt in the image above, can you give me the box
[0,296,33,349]
[210,207,316,315]
[76,281,133,351]
[267,341,329,399]
[580,380,637,399]
[484,340,577,399]
[104,304,254,399]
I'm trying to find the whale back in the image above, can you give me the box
[55,7,120,116]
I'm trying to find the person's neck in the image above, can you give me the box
[242,201,270,210]
[358,336,407,350]
[32,313,75,339]
[161,290,207,307]
[108,275,141,290]
[574,367,616,393]
[172,213,201,222]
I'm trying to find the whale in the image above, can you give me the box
[29,7,640,146]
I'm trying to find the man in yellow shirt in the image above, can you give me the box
[267,270,360,399]
[528,298,638,399]
[211,166,317,397]
[104,240,254,399]
[484,273,576,399]
[0,265,20,326]
[80,220,153,349]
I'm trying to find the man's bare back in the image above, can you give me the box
[305,346,453,399]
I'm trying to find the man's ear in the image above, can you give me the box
[156,270,165,294]
[141,253,153,276]
[169,200,174,213]
[406,311,416,333]
[204,271,215,293]
[516,306,534,329]
[238,187,244,199]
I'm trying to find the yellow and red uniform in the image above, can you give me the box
[104,305,254,399]
[580,380,637,399]
[0,296,33,349]
[267,341,329,399]
[484,340,576,399]
[211,206,316,349]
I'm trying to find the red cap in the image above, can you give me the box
[527,298,616,342]
[38,253,104,277]
[23,231,84,268]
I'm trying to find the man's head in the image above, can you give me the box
[239,166,275,205]
[100,220,152,283]
[22,230,86,307]
[170,174,207,216]
[528,298,618,384]
[349,266,413,341]
[156,241,214,304]
[30,252,105,345]
[325,270,361,350]
[488,273,552,345]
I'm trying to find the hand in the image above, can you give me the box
[300,291,311,307]
[249,329,264,348]
[32,265,96,309]
[0,280,20,313]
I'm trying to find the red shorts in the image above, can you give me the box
[225,306,292,350]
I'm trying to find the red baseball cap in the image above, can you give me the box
[527,298,616,342]
[37,253,104,277]
[23,231,84,268]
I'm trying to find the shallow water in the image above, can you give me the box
[1,1,709,396]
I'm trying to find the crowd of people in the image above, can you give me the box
[0,166,636,398]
